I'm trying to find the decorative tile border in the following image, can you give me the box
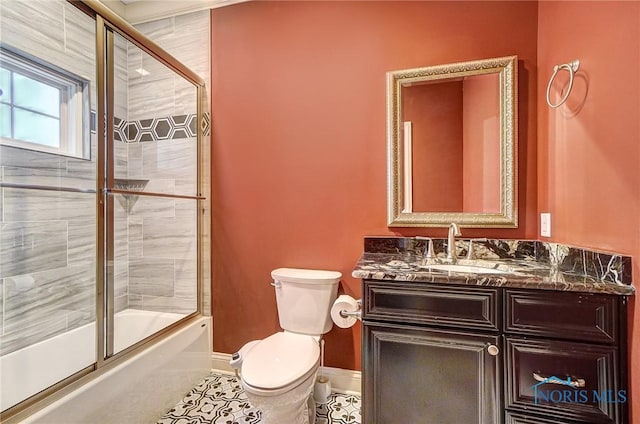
[201,110,210,137]
[113,112,209,143]
[114,116,126,142]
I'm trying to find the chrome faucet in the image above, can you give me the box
[447,223,461,262]
[415,236,435,264]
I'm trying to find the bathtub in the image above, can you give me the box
[1,309,211,423]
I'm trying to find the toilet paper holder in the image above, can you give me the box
[339,299,362,320]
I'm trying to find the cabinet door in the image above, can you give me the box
[363,322,501,424]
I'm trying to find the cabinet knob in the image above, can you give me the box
[487,344,499,356]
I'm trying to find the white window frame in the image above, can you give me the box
[0,45,90,159]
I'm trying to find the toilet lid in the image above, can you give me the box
[242,332,319,390]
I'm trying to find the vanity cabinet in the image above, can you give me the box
[504,289,627,424]
[362,281,502,423]
[362,280,629,424]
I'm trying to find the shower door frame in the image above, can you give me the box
[1,1,208,421]
[97,9,207,363]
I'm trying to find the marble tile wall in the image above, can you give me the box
[0,0,97,355]
[131,11,211,316]
[101,11,210,316]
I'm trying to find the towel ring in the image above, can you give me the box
[546,59,580,108]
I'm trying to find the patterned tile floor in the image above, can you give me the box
[158,372,361,424]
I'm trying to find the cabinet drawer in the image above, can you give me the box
[505,290,618,343]
[505,337,624,423]
[505,411,580,424]
[364,281,499,331]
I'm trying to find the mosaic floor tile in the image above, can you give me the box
[158,372,361,424]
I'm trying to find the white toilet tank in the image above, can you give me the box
[271,268,341,335]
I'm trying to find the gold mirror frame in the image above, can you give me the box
[387,55,518,228]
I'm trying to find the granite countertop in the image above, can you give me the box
[351,238,635,296]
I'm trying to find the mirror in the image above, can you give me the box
[387,55,518,228]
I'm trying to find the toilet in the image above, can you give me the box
[230,268,341,424]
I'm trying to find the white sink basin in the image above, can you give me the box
[421,263,508,274]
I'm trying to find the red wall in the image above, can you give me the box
[210,0,538,371]
[463,74,501,213]
[404,81,464,212]
[537,2,640,421]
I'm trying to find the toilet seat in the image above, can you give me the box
[242,332,319,393]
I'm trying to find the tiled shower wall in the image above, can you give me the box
[0,2,211,355]
[134,10,211,317]
[114,10,211,315]
[0,0,97,355]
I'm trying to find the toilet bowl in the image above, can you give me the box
[241,332,320,424]
[231,268,341,424]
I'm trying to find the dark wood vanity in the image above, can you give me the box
[379,52,632,424]
[355,237,633,424]
[363,281,502,423]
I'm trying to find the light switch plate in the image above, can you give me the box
[540,213,551,237]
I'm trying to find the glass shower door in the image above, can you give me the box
[0,0,97,411]
[106,30,199,356]
[0,1,206,416]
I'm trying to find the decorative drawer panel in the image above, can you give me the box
[364,281,500,331]
[505,289,618,344]
[506,411,582,424]
[505,337,624,424]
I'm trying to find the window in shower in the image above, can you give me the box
[0,46,90,159]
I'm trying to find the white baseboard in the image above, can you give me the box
[316,366,361,395]
[211,352,236,375]
[211,352,361,395]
